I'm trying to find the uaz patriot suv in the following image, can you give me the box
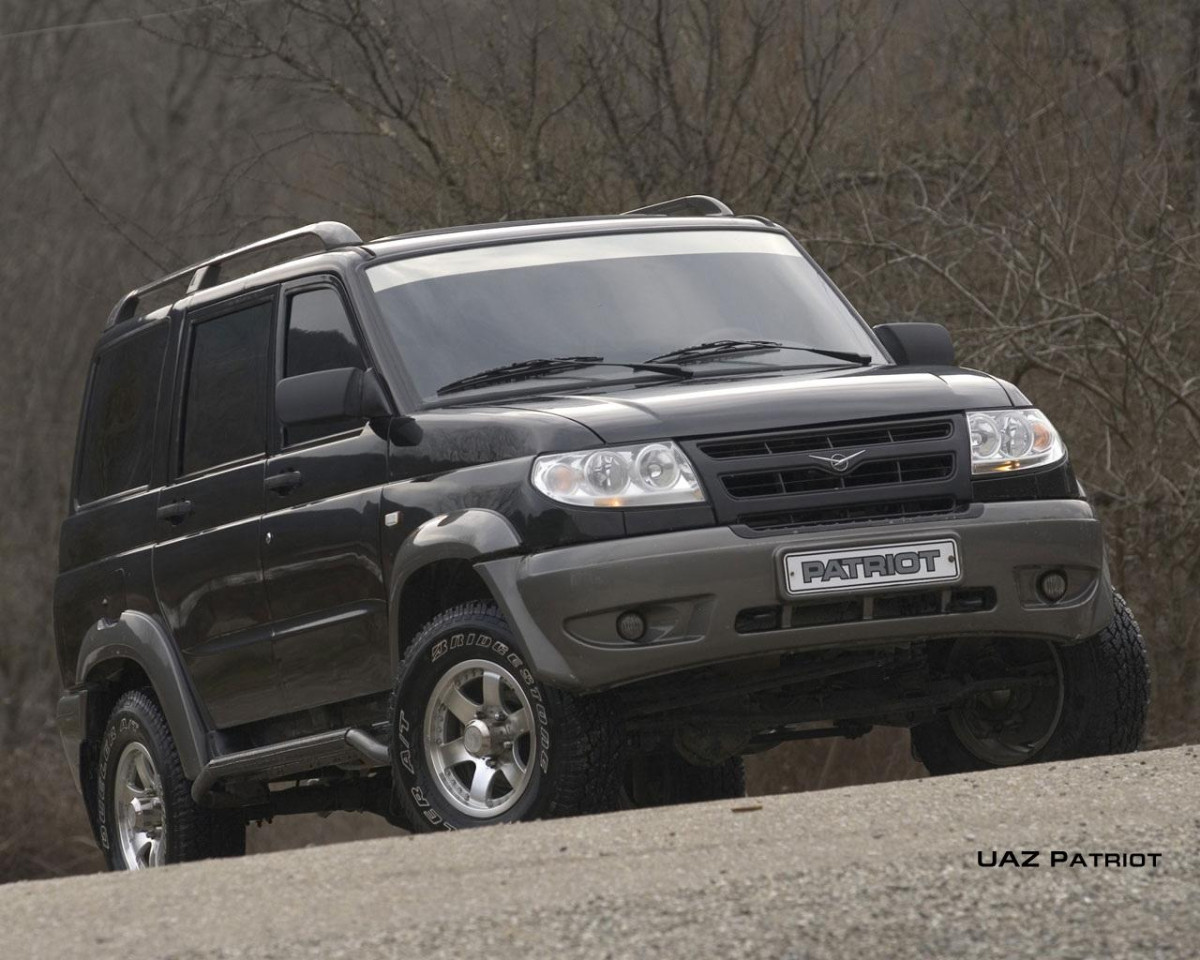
[55,195,1149,869]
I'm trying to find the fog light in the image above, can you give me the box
[1038,570,1068,603]
[616,610,647,642]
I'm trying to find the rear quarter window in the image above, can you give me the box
[76,323,169,505]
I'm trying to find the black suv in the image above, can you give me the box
[55,196,1149,869]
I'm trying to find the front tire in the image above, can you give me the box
[912,592,1150,775]
[96,689,245,870]
[389,602,622,831]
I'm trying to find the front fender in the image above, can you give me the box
[387,509,523,668]
[75,610,210,780]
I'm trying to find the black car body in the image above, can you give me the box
[53,197,1148,866]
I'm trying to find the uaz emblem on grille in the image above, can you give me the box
[809,449,867,473]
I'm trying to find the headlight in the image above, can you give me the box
[967,408,1066,475]
[531,441,706,507]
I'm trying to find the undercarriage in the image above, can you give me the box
[615,637,1063,766]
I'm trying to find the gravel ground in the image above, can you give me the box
[1,745,1196,960]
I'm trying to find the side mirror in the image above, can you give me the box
[872,322,956,367]
[275,367,392,426]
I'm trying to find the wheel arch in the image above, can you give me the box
[388,509,522,673]
[75,610,211,781]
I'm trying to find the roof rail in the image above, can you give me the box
[105,221,364,329]
[622,195,734,217]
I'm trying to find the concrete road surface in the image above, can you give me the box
[2,746,1196,959]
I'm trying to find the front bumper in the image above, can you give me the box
[478,500,1112,691]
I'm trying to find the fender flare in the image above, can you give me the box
[386,509,579,685]
[387,509,522,669]
[75,610,210,780]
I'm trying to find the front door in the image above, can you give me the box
[153,293,283,729]
[261,279,390,713]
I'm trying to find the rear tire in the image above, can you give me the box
[913,592,1149,775]
[389,601,622,831]
[96,689,245,870]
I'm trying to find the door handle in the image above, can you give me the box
[156,499,193,524]
[264,469,303,494]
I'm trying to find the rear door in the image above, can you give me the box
[55,321,171,675]
[261,278,390,712]
[153,292,283,728]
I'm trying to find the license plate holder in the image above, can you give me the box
[781,538,960,597]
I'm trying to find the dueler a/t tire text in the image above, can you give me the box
[913,591,1150,775]
[389,601,622,831]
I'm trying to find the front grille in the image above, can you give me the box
[739,497,960,532]
[699,420,951,460]
[723,453,954,500]
[681,415,971,530]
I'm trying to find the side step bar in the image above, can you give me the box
[191,727,390,803]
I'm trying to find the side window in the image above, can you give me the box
[180,301,272,476]
[282,287,366,446]
[77,323,169,504]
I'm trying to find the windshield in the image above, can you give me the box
[366,229,884,399]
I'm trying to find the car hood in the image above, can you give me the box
[498,366,1017,444]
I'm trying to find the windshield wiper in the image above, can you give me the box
[436,355,693,396]
[645,338,872,366]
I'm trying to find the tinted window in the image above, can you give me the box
[181,302,272,475]
[283,287,365,445]
[77,323,169,504]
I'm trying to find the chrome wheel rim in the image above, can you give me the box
[113,742,166,869]
[423,658,535,818]
[949,639,1065,765]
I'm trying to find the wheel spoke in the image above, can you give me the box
[439,738,473,768]
[443,687,480,725]
[133,752,155,791]
[468,763,497,804]
[507,707,531,737]
[481,671,503,709]
[498,758,523,787]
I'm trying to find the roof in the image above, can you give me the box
[102,196,779,332]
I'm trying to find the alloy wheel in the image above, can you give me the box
[422,658,536,818]
[113,741,167,869]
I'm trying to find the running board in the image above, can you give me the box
[192,727,390,802]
